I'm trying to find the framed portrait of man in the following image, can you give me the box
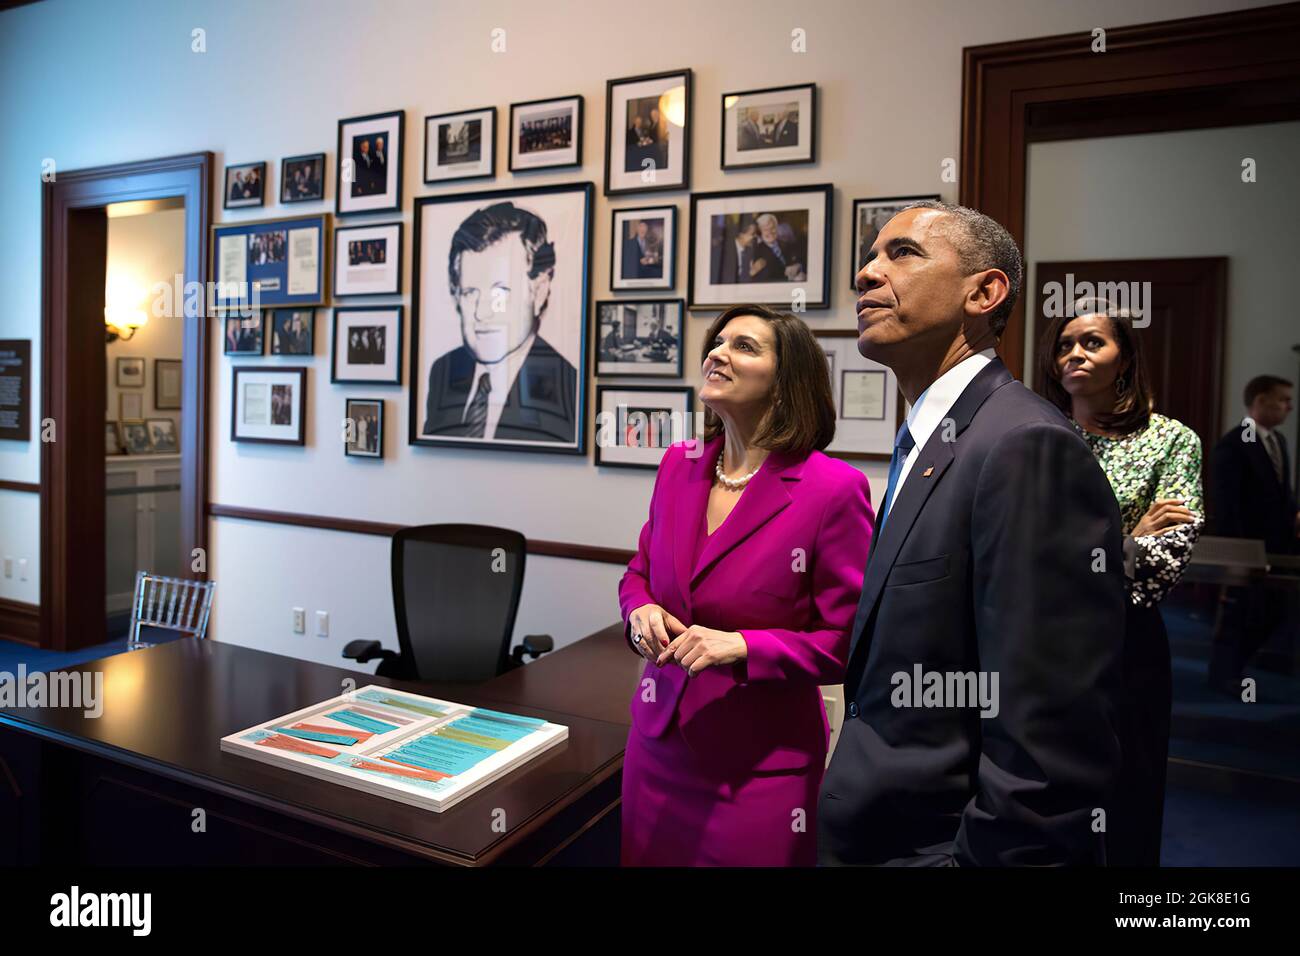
[604,69,691,196]
[270,309,315,356]
[336,110,403,217]
[850,195,940,291]
[410,182,593,455]
[610,205,676,291]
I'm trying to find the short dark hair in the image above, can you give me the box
[1244,374,1293,406]
[448,201,555,295]
[700,304,836,454]
[901,200,1023,337]
[1035,296,1153,436]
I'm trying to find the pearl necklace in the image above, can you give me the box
[715,452,760,490]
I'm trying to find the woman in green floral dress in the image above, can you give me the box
[1037,299,1203,867]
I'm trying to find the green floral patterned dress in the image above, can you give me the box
[1073,413,1204,608]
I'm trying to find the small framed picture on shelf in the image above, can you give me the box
[270,308,315,355]
[611,205,676,291]
[425,107,495,183]
[594,299,684,378]
[116,356,145,388]
[720,83,816,170]
[604,70,691,196]
[224,161,266,209]
[281,152,325,203]
[850,195,939,290]
[815,329,904,461]
[231,366,306,445]
[334,221,402,298]
[105,421,122,456]
[509,95,582,172]
[119,391,143,422]
[154,358,182,410]
[594,385,694,469]
[224,314,265,355]
[145,418,178,453]
[344,398,384,459]
[119,420,153,455]
[336,109,403,216]
[332,306,402,385]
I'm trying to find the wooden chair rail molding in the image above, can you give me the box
[206,503,636,566]
[0,480,40,494]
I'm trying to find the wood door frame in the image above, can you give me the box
[960,2,1300,379]
[41,152,213,651]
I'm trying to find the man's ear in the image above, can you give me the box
[530,269,554,319]
[964,268,1010,321]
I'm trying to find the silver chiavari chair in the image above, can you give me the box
[128,572,216,651]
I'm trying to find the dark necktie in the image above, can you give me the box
[877,422,916,535]
[1264,431,1284,484]
[768,241,785,265]
[463,372,491,437]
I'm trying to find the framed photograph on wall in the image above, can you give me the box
[120,420,153,455]
[334,221,402,298]
[231,366,306,445]
[269,308,315,356]
[145,418,178,453]
[410,182,593,455]
[115,356,145,387]
[154,358,182,409]
[721,83,816,169]
[594,299,684,378]
[610,205,676,291]
[508,95,582,172]
[604,70,691,196]
[223,314,265,355]
[332,306,402,385]
[224,161,266,209]
[850,195,939,290]
[119,391,143,422]
[688,184,832,310]
[344,398,384,459]
[211,214,329,312]
[815,329,904,461]
[105,421,122,456]
[336,109,403,217]
[594,385,694,469]
[281,152,325,203]
[425,106,495,183]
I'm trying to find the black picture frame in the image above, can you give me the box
[604,69,692,197]
[230,366,307,446]
[223,161,266,210]
[223,314,265,355]
[849,195,941,291]
[269,308,316,356]
[344,398,385,459]
[335,109,404,217]
[115,356,145,387]
[719,82,817,170]
[609,204,677,291]
[331,305,403,385]
[424,106,497,184]
[593,298,685,379]
[280,152,326,204]
[508,94,583,173]
[154,358,182,409]
[593,384,695,469]
[333,221,403,298]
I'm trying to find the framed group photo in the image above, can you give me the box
[604,70,691,196]
[224,314,265,355]
[231,366,307,445]
[509,95,582,172]
[610,205,676,291]
[270,308,315,355]
[211,214,329,312]
[334,221,402,297]
[344,398,384,459]
[815,329,904,461]
[721,83,816,169]
[332,306,402,385]
[224,161,265,209]
[688,184,833,310]
[410,182,593,454]
[594,299,684,378]
[851,195,940,290]
[336,109,403,216]
[281,153,325,203]
[425,107,495,183]
[594,384,694,469]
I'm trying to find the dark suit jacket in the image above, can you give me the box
[749,238,802,282]
[421,335,577,444]
[1211,423,1298,554]
[622,236,659,279]
[712,239,751,285]
[818,359,1126,866]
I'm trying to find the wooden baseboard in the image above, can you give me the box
[0,598,39,647]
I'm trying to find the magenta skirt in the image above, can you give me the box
[620,719,822,867]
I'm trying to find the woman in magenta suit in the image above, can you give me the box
[619,304,875,866]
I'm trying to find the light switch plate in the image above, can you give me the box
[315,610,328,638]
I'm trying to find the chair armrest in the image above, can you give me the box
[511,634,554,664]
[342,639,398,664]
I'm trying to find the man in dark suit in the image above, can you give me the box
[422,201,577,444]
[621,220,661,280]
[353,137,380,196]
[712,218,757,285]
[749,213,804,282]
[819,201,1126,866]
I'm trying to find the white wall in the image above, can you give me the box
[0,0,1267,655]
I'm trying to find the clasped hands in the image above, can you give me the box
[628,603,747,677]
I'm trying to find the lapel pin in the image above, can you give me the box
[922,466,934,477]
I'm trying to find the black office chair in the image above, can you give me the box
[342,524,553,681]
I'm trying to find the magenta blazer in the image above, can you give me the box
[619,436,874,773]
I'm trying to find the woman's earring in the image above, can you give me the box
[1115,373,1129,398]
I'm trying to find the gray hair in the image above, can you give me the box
[902,200,1023,337]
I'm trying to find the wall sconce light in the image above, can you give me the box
[104,305,148,343]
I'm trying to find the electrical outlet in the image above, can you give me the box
[292,607,305,634]
[3,557,11,579]
[17,558,27,581]
[315,611,328,638]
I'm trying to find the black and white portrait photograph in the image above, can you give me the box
[509,95,582,172]
[120,420,153,455]
[851,195,940,290]
[595,299,684,378]
[336,110,403,216]
[610,205,676,291]
[593,385,694,469]
[115,356,145,387]
[425,107,495,183]
[281,153,325,203]
[224,314,265,355]
[146,418,178,454]
[344,398,384,459]
[231,366,306,445]
[270,309,314,356]
[604,71,690,195]
[334,221,402,297]
[332,306,402,384]
[224,161,266,209]
[689,184,832,310]
[411,182,593,454]
[721,83,816,169]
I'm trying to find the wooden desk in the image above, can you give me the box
[0,626,643,866]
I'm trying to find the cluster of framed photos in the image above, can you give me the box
[107,357,181,456]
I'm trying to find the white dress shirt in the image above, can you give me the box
[461,332,536,440]
[883,347,998,519]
